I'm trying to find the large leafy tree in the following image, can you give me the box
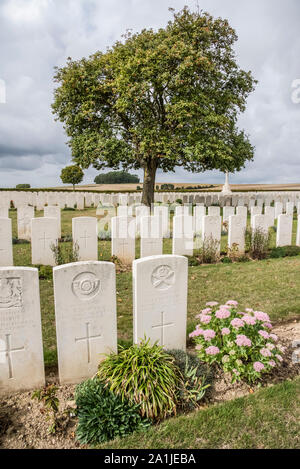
[52,7,257,206]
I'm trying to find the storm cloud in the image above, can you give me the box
[0,0,299,187]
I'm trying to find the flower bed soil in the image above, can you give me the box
[0,320,299,449]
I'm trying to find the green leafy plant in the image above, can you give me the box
[97,338,181,420]
[167,349,212,411]
[269,246,300,259]
[75,378,150,445]
[33,265,53,280]
[51,241,79,265]
[198,236,220,264]
[32,385,59,434]
[189,300,285,383]
[246,227,270,260]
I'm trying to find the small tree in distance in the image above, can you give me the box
[60,165,84,190]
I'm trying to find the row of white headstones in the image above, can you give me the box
[1,203,300,266]
[0,256,187,395]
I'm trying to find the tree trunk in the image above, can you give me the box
[142,159,157,207]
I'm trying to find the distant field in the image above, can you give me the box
[46,182,300,192]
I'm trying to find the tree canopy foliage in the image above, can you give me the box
[52,7,257,205]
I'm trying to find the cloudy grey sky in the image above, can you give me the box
[0,0,299,187]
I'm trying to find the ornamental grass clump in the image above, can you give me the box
[97,338,181,421]
[190,301,285,383]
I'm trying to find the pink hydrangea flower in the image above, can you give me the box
[206,301,219,307]
[220,304,231,309]
[189,328,203,338]
[266,343,275,350]
[276,354,283,362]
[263,322,273,329]
[230,318,245,329]
[235,334,252,347]
[278,345,286,353]
[221,327,230,336]
[269,360,276,367]
[258,330,269,339]
[245,308,253,313]
[215,309,231,319]
[254,311,270,322]
[201,308,212,315]
[260,348,272,357]
[269,334,278,342]
[205,346,220,356]
[226,300,238,306]
[203,329,216,341]
[253,361,265,372]
[199,314,212,325]
[243,314,257,325]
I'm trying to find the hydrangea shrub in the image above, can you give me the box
[190,301,285,383]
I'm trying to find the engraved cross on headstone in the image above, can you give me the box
[152,311,174,347]
[39,231,51,249]
[0,334,25,379]
[75,322,103,363]
[80,230,91,248]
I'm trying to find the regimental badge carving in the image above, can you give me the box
[0,277,22,309]
[151,265,175,290]
[71,272,101,300]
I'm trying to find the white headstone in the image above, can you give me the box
[252,214,269,234]
[72,217,98,261]
[207,206,220,217]
[31,218,58,266]
[172,215,193,256]
[228,215,245,253]
[265,206,275,228]
[53,261,117,384]
[44,206,61,239]
[17,206,34,241]
[275,202,283,219]
[140,216,163,258]
[193,205,206,234]
[133,255,188,350]
[223,206,235,223]
[276,214,293,247]
[296,215,300,247]
[0,218,13,266]
[202,215,221,252]
[286,202,294,216]
[236,206,248,226]
[111,216,135,264]
[153,205,169,237]
[0,267,45,394]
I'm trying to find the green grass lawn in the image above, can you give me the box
[7,208,300,449]
[9,208,300,366]
[97,377,300,449]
